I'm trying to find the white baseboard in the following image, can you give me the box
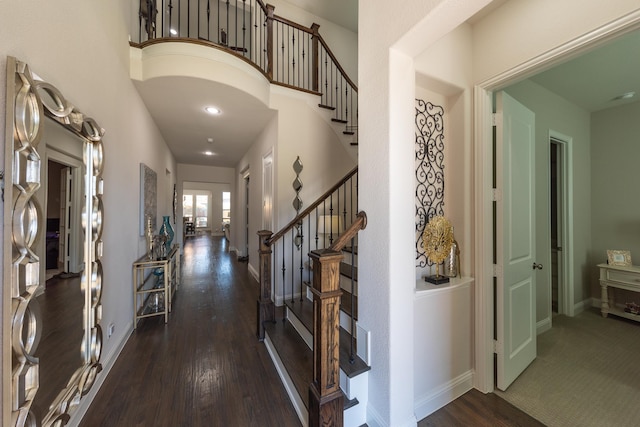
[365,404,417,427]
[536,316,552,335]
[413,370,474,421]
[247,262,259,283]
[574,298,590,315]
[71,321,133,426]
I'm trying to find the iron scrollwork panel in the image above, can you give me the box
[415,99,445,267]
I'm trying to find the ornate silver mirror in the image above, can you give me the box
[3,57,104,426]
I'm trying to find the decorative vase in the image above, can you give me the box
[145,215,155,260]
[159,215,174,251]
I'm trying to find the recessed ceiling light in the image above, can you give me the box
[207,138,214,143]
[611,91,635,101]
[205,106,221,115]
[170,28,178,36]
[204,151,214,156]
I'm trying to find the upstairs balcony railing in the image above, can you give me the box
[134,0,358,133]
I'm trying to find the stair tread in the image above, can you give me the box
[343,246,358,255]
[340,262,357,281]
[285,299,368,377]
[264,319,311,408]
[331,118,348,124]
[318,104,336,110]
[297,282,358,320]
[343,131,355,135]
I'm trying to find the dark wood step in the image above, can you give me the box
[285,299,368,378]
[318,104,336,110]
[340,261,357,281]
[343,246,358,255]
[350,142,359,146]
[331,118,348,124]
[264,317,360,411]
[297,281,358,321]
[341,290,358,321]
[343,131,355,135]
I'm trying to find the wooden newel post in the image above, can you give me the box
[311,23,320,93]
[308,249,344,427]
[257,230,275,341]
[266,4,275,81]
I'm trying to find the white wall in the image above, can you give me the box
[183,182,232,235]
[270,0,358,83]
[0,1,177,424]
[590,101,640,297]
[411,25,476,419]
[234,87,356,285]
[176,164,235,245]
[360,0,639,424]
[471,0,640,85]
[415,23,474,280]
[504,79,591,323]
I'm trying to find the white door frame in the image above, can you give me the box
[549,131,575,316]
[473,12,640,393]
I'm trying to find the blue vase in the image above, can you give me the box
[159,215,174,251]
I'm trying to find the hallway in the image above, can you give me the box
[80,236,300,426]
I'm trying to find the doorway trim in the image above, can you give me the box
[473,10,640,393]
[549,131,574,317]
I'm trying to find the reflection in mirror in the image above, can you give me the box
[4,57,105,427]
[30,119,86,423]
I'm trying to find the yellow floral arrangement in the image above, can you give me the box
[422,215,454,270]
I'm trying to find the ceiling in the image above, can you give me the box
[528,30,640,112]
[283,0,358,33]
[134,2,638,169]
[134,76,276,167]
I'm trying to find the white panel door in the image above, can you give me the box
[59,167,72,272]
[262,154,273,231]
[495,91,537,391]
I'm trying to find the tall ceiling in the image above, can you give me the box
[284,0,358,32]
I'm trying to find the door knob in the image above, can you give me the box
[532,263,543,270]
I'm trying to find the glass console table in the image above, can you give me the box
[133,244,180,328]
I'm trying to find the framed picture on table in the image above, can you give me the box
[607,250,632,266]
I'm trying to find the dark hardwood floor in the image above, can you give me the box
[80,235,300,426]
[80,235,544,427]
[420,389,545,427]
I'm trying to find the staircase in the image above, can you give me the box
[263,245,369,427]
[256,169,368,427]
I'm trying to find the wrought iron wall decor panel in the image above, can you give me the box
[4,57,105,427]
[415,98,445,267]
[292,156,303,249]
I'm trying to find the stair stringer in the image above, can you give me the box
[263,333,309,427]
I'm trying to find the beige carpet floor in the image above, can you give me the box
[495,307,640,427]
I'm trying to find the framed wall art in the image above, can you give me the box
[140,163,157,235]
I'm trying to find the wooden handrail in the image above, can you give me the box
[273,14,314,33]
[266,166,358,246]
[317,35,358,91]
[329,211,366,252]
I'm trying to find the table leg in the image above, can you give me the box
[600,281,609,318]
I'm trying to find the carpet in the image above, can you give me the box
[495,308,640,426]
